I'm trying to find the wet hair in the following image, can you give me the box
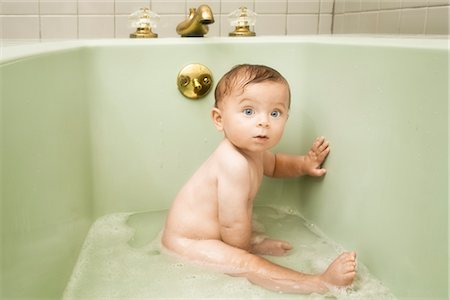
[214,64,291,109]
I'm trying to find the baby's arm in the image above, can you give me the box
[217,154,253,251]
[264,136,330,178]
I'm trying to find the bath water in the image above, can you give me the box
[63,206,395,299]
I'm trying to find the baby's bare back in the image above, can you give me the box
[162,139,262,247]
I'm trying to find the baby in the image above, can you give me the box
[162,64,356,294]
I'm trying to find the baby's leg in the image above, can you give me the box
[251,237,292,256]
[164,237,356,294]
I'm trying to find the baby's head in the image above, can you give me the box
[214,64,291,109]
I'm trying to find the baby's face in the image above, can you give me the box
[218,81,290,153]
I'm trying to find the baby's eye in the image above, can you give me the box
[271,110,281,118]
[243,108,254,116]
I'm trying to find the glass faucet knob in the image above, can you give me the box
[129,7,160,29]
[228,6,257,27]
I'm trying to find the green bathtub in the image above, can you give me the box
[1,37,448,299]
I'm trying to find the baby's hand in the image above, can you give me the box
[303,136,330,177]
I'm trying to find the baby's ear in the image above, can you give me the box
[211,107,223,131]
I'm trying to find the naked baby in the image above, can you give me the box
[162,64,357,294]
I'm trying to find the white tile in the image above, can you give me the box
[287,0,320,14]
[256,0,288,14]
[152,1,186,14]
[256,14,286,35]
[79,15,115,38]
[380,0,402,9]
[345,0,361,13]
[359,11,378,33]
[402,0,428,8]
[41,15,78,39]
[332,14,345,32]
[342,12,360,32]
[378,9,400,33]
[318,14,332,33]
[1,15,40,39]
[115,1,150,15]
[79,0,115,15]
[361,0,380,11]
[427,0,450,6]
[320,0,334,13]
[399,7,426,33]
[116,15,132,38]
[221,0,254,14]
[334,0,346,14]
[157,14,186,37]
[426,5,449,34]
[286,14,319,34]
[1,0,39,14]
[40,0,77,14]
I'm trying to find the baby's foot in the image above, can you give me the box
[320,252,357,288]
[251,238,293,256]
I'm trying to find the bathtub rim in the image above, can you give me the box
[1,35,448,64]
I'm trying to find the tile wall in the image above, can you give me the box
[0,0,448,40]
[334,0,449,35]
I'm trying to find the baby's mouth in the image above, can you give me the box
[254,135,269,140]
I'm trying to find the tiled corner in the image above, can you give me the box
[319,14,332,34]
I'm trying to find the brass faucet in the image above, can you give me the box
[176,5,215,37]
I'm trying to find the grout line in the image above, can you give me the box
[331,0,336,34]
[38,0,42,41]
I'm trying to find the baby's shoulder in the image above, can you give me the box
[214,140,249,172]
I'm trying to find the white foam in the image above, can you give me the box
[63,207,396,299]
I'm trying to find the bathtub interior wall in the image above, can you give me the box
[1,49,93,298]
[294,42,448,299]
[84,40,448,299]
[1,38,448,299]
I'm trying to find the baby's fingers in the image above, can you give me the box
[312,136,330,152]
[312,136,326,151]
[317,145,330,161]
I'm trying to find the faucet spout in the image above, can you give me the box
[176,5,215,37]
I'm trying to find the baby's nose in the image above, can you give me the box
[257,118,270,128]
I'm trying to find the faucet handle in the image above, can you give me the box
[228,6,257,27]
[228,7,257,36]
[129,7,160,38]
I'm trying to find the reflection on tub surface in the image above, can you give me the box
[63,206,394,299]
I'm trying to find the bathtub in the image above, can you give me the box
[0,36,448,299]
